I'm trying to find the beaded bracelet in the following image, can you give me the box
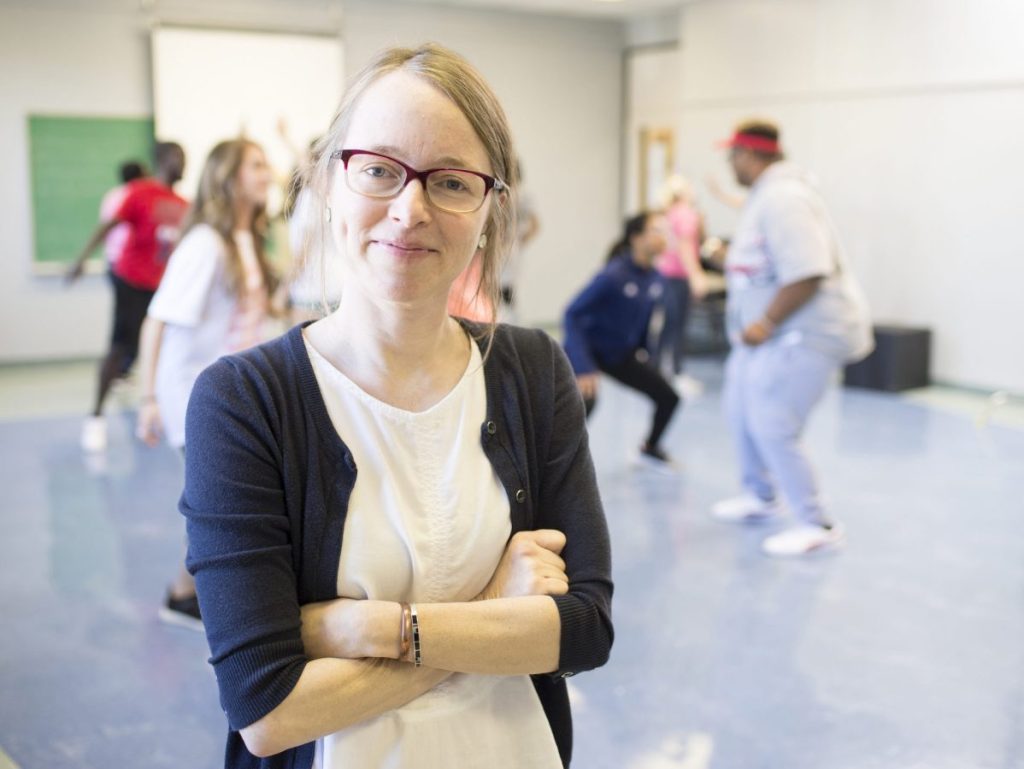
[409,604,422,667]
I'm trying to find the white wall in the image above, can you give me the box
[0,0,623,362]
[624,45,681,214]
[674,0,1024,393]
[341,0,624,328]
[0,0,343,364]
[0,4,151,363]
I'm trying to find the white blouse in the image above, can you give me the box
[304,332,562,769]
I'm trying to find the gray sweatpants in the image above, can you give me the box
[724,338,837,525]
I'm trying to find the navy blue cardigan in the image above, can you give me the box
[181,321,614,769]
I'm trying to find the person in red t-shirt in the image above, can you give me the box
[67,141,187,452]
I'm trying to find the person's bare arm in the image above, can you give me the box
[244,529,568,757]
[66,219,119,283]
[741,276,823,345]
[301,529,567,672]
[135,316,165,446]
[705,175,746,210]
[681,214,709,299]
[240,658,452,758]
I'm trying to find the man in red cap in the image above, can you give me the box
[709,120,873,556]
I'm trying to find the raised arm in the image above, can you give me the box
[66,219,118,283]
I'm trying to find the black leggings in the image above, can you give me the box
[583,352,680,449]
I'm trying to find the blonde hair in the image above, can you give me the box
[299,43,518,337]
[658,174,693,209]
[180,139,276,298]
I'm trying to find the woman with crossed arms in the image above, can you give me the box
[181,44,613,769]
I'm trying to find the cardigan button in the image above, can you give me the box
[515,489,526,504]
[485,421,497,435]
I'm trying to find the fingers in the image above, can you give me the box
[517,566,569,597]
[543,575,570,596]
[507,531,569,588]
[135,414,163,447]
[528,529,566,555]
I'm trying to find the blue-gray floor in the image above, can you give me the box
[1,358,1022,769]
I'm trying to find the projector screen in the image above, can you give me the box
[152,26,343,215]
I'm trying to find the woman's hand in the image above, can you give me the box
[477,530,568,602]
[136,401,163,447]
[576,373,599,400]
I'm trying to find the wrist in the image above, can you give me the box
[363,600,405,659]
[748,317,774,339]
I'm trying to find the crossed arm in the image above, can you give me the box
[241,531,569,757]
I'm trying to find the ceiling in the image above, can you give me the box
[2,0,696,21]
[368,0,694,20]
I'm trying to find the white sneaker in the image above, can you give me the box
[762,523,846,557]
[80,416,108,452]
[674,374,704,399]
[711,493,782,523]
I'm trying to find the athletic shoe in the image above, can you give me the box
[158,593,204,631]
[674,374,705,399]
[711,493,782,523]
[633,444,681,475]
[762,523,846,557]
[80,416,107,452]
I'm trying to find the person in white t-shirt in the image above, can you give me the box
[135,138,277,628]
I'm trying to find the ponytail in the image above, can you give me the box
[605,212,650,263]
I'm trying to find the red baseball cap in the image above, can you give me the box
[716,131,782,154]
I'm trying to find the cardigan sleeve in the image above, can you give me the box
[180,355,308,731]
[534,333,614,676]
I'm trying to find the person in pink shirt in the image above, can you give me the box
[652,175,709,395]
[447,250,495,323]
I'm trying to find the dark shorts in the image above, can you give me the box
[108,271,155,357]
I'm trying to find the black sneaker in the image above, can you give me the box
[158,592,204,631]
[634,444,680,474]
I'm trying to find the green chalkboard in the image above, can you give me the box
[28,115,154,272]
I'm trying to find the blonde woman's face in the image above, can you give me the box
[329,70,493,307]
[235,145,272,209]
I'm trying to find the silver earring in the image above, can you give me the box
[478,233,488,250]
[325,206,332,223]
